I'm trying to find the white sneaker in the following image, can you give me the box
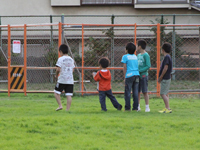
[145,107,150,112]
[138,107,141,111]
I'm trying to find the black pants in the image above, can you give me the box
[99,89,121,111]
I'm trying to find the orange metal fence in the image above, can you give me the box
[0,23,199,96]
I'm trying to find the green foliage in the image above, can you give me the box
[164,32,184,57]
[148,18,184,79]
[181,55,199,80]
[150,17,170,41]
[149,18,170,68]
[44,43,58,66]
[73,52,82,66]
[149,18,185,59]
[0,94,200,150]
[84,28,114,66]
[85,37,110,66]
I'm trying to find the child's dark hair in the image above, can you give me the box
[162,42,172,53]
[126,42,136,54]
[99,57,110,68]
[137,39,147,50]
[59,44,68,54]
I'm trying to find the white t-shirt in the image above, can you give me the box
[56,55,75,84]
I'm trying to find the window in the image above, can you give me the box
[81,0,133,5]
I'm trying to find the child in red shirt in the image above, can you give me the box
[93,57,122,111]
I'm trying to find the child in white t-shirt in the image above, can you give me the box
[54,44,75,111]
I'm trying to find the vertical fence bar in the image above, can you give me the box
[58,22,62,57]
[61,15,64,44]
[134,24,137,55]
[0,16,2,49]
[50,15,54,83]
[199,27,200,98]
[172,14,176,80]
[134,23,137,45]
[111,15,115,80]
[24,24,27,96]
[81,24,84,95]
[7,25,11,97]
[50,15,53,47]
[157,23,161,97]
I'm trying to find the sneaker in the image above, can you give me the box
[165,109,172,113]
[159,108,166,113]
[117,104,122,110]
[159,108,172,113]
[145,107,150,112]
[138,107,141,111]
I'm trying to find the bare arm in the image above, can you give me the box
[55,67,61,81]
[123,63,127,78]
[158,65,168,83]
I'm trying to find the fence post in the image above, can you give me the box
[50,15,53,46]
[81,24,85,95]
[111,14,115,80]
[58,22,62,57]
[50,15,54,83]
[8,25,11,97]
[172,14,176,80]
[61,14,64,44]
[161,14,164,24]
[157,23,161,97]
[0,16,2,50]
[199,27,200,99]
[24,24,27,96]
[134,23,137,45]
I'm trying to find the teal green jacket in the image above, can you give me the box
[137,52,151,77]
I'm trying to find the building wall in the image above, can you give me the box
[0,0,199,16]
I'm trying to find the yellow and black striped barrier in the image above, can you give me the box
[10,67,24,89]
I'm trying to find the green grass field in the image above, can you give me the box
[0,93,200,150]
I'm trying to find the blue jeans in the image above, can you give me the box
[124,76,139,110]
[99,89,121,111]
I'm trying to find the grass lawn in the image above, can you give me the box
[0,93,200,150]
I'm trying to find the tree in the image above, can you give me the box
[84,28,114,67]
[148,18,184,79]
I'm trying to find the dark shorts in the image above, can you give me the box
[54,82,73,96]
[138,75,148,93]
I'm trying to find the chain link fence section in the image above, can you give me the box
[64,24,200,96]
[1,23,200,96]
[0,26,8,90]
[71,24,159,94]
[136,25,158,93]
[26,24,59,91]
[161,25,200,94]
[81,25,125,93]
[63,25,84,92]
[10,27,25,66]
